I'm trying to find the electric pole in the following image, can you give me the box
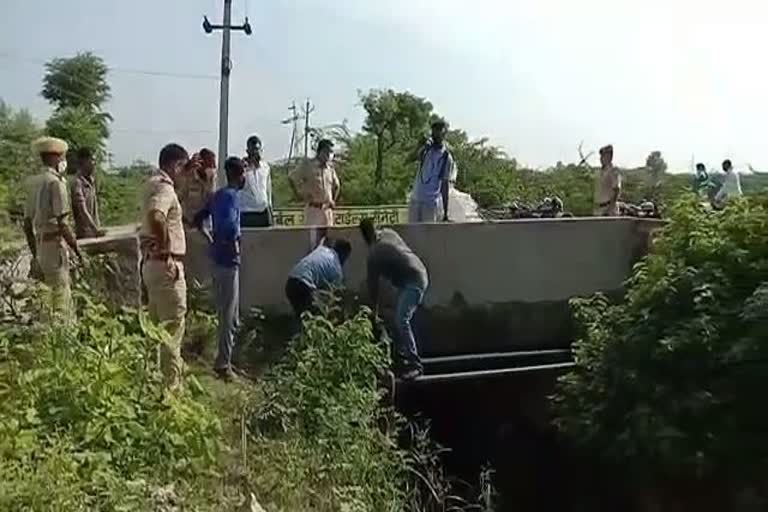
[302,98,315,158]
[281,101,300,161]
[203,1,252,187]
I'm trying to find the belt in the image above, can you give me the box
[307,202,328,209]
[145,253,185,262]
[40,232,63,242]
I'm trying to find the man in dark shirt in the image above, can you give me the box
[359,218,429,379]
[194,156,246,381]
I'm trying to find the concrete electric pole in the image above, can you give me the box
[302,98,315,158]
[203,0,252,186]
[281,101,300,161]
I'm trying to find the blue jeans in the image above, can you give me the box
[394,284,425,370]
[212,263,240,370]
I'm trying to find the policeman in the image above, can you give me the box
[139,143,192,389]
[32,136,81,319]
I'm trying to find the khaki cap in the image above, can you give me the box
[32,136,69,155]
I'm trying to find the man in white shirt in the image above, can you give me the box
[714,159,742,207]
[240,135,273,227]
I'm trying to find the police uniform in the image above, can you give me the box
[139,169,187,389]
[289,158,339,247]
[32,137,74,319]
[177,166,215,225]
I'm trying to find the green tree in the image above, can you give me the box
[553,195,768,496]
[45,107,108,159]
[42,53,111,113]
[0,100,41,220]
[42,53,112,152]
[360,89,433,184]
[645,150,667,201]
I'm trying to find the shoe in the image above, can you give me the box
[397,367,423,381]
[214,367,238,382]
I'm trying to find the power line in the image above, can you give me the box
[0,52,219,81]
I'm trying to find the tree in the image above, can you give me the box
[553,195,768,497]
[645,150,667,201]
[0,100,41,217]
[42,52,111,112]
[45,107,107,160]
[42,53,112,150]
[360,89,433,183]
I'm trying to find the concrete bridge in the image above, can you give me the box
[184,217,661,356]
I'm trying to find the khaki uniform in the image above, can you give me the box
[594,166,622,216]
[34,168,73,320]
[139,170,187,389]
[70,173,101,238]
[23,173,45,222]
[177,167,215,225]
[289,158,339,227]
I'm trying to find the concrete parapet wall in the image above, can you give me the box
[185,218,662,354]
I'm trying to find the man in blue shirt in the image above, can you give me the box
[193,157,246,381]
[409,119,457,223]
[285,239,352,318]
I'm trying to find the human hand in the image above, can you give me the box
[328,199,336,209]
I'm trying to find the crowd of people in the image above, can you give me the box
[20,120,457,387]
[19,124,746,387]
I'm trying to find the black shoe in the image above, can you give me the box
[397,367,423,381]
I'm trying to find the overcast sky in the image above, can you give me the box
[2,0,767,171]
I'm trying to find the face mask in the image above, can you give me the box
[57,160,68,174]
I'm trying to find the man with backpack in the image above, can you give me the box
[409,120,457,223]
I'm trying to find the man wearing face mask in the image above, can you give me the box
[139,143,192,390]
[194,157,247,381]
[32,136,81,321]
[289,139,340,245]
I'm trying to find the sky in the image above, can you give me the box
[2,0,768,171]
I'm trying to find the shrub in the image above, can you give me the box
[0,291,223,510]
[552,194,768,484]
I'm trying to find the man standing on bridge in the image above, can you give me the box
[289,139,340,246]
[240,135,273,227]
[359,218,429,380]
[409,119,456,223]
[594,144,621,217]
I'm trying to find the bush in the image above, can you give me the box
[248,295,495,511]
[0,292,224,510]
[552,194,768,485]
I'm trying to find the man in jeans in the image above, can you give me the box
[359,218,429,380]
[194,157,247,381]
[284,239,352,318]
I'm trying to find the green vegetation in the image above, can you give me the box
[0,259,493,510]
[553,194,768,498]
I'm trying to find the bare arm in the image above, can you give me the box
[192,204,213,245]
[148,210,170,254]
[23,218,36,259]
